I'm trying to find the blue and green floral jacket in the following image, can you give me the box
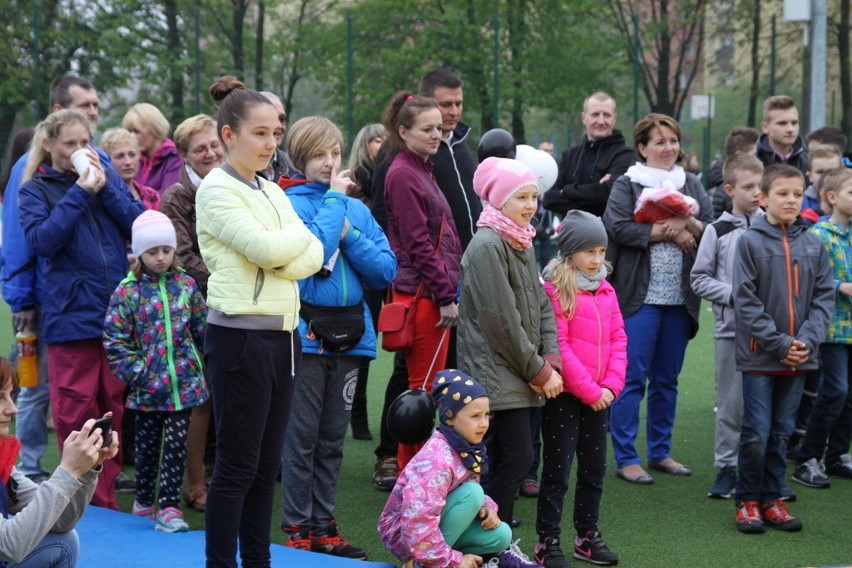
[103,269,208,411]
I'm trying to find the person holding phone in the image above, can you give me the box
[0,357,119,568]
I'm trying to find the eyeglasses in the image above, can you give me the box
[189,141,222,156]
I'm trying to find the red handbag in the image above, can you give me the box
[378,283,424,352]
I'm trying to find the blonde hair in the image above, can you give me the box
[545,254,611,319]
[100,127,139,155]
[23,109,91,182]
[130,255,182,280]
[820,167,852,195]
[122,103,170,140]
[348,123,386,173]
[173,114,217,156]
[286,116,344,174]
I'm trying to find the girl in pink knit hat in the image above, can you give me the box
[457,157,564,567]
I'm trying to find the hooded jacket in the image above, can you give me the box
[103,269,208,411]
[18,165,143,344]
[136,139,183,194]
[691,209,763,339]
[755,134,809,176]
[543,130,636,217]
[285,180,397,358]
[733,216,834,372]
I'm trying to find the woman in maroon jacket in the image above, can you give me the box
[382,93,462,469]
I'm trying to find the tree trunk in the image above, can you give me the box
[747,0,761,127]
[655,0,675,117]
[232,0,249,79]
[508,0,526,143]
[0,106,20,177]
[255,1,265,90]
[839,0,851,151]
[164,0,183,126]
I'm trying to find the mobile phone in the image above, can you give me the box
[91,416,113,449]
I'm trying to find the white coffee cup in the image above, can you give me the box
[70,148,90,177]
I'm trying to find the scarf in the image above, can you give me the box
[626,162,686,191]
[185,163,204,189]
[438,423,489,476]
[476,203,536,251]
[0,436,21,486]
[576,264,608,291]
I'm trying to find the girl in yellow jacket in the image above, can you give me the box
[195,75,322,568]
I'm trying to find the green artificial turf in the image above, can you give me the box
[6,303,852,567]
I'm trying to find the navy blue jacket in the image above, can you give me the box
[18,165,144,344]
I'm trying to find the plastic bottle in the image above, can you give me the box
[15,331,38,388]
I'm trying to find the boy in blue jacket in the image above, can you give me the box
[278,116,397,559]
[732,164,834,534]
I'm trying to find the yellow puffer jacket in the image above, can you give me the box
[196,168,322,329]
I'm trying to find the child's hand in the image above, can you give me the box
[840,282,852,297]
[601,387,615,405]
[478,506,500,530]
[534,370,563,399]
[781,339,809,369]
[459,554,483,567]
[329,167,355,193]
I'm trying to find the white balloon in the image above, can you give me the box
[515,144,558,194]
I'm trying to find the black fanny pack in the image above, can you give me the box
[299,300,365,353]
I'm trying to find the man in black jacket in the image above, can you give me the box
[543,92,635,217]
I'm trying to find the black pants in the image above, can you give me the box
[488,407,533,523]
[204,325,300,568]
[375,350,409,458]
[536,393,608,538]
[135,409,191,508]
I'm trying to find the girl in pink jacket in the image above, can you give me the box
[378,370,515,568]
[535,210,627,568]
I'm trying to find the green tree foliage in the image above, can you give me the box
[313,0,627,145]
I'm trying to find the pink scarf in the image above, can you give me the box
[476,204,537,251]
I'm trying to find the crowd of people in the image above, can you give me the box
[0,67,849,568]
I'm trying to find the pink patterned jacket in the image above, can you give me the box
[378,430,497,567]
[544,280,627,405]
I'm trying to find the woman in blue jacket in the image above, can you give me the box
[278,116,396,560]
[18,109,144,510]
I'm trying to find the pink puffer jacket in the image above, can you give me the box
[544,280,627,405]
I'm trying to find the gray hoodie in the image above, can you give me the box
[733,216,834,372]
[691,209,763,339]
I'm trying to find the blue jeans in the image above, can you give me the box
[735,373,805,502]
[610,304,691,468]
[799,343,852,467]
[11,530,79,568]
[9,310,50,478]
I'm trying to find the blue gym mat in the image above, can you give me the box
[77,506,396,567]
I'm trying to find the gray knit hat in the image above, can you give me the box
[556,210,608,256]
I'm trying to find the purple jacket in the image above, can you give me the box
[544,280,627,405]
[384,148,461,306]
[136,139,183,194]
[378,430,497,567]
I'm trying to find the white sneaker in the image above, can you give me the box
[155,506,189,533]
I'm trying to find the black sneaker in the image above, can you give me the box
[534,537,573,568]
[312,520,368,560]
[792,457,830,488]
[573,530,618,566]
[826,457,852,479]
[115,472,137,493]
[707,466,737,499]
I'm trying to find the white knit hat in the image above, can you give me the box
[131,210,177,259]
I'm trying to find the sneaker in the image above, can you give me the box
[792,457,830,488]
[707,466,737,499]
[534,537,572,568]
[373,455,399,492]
[574,530,618,565]
[495,539,539,568]
[780,485,797,502]
[520,477,539,498]
[282,525,312,551]
[826,458,852,479]
[735,500,765,534]
[312,520,368,560]
[154,506,189,533]
[131,500,156,520]
[115,472,137,493]
[760,499,802,531]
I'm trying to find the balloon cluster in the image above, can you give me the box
[478,129,558,194]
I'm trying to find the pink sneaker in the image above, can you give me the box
[132,501,156,519]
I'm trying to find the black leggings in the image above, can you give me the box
[487,407,534,523]
[135,409,191,509]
